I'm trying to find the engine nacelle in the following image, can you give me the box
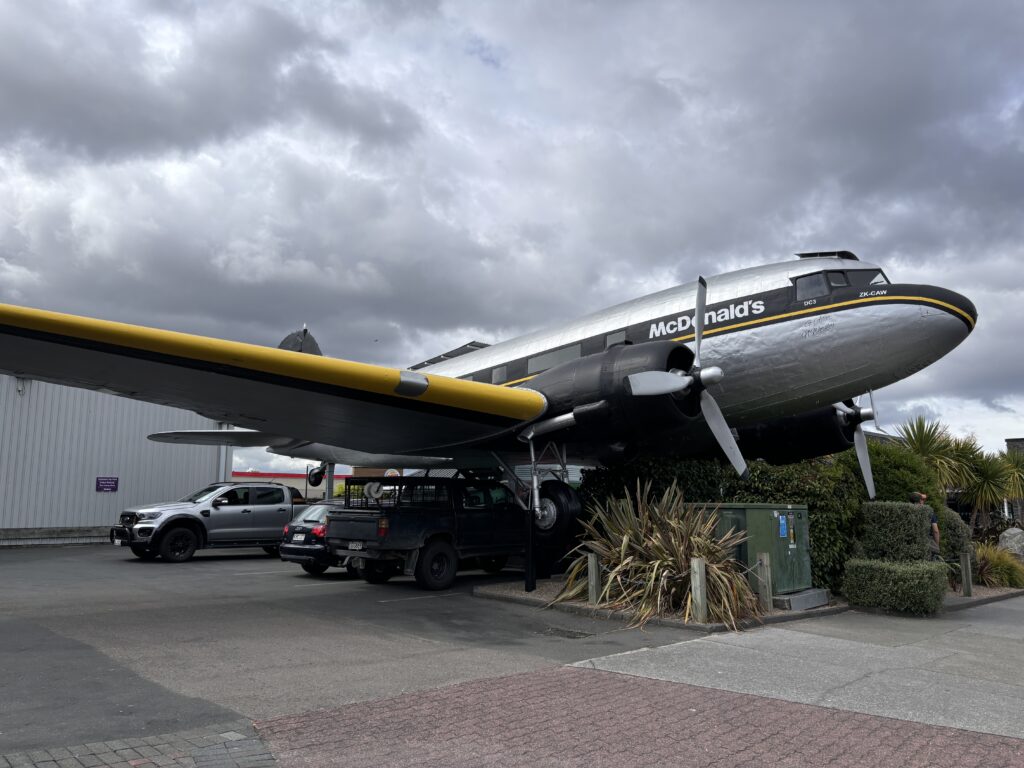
[735,406,856,465]
[526,341,698,442]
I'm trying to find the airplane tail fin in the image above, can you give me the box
[278,327,322,355]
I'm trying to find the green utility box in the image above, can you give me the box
[715,503,812,595]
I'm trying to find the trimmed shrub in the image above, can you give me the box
[857,502,932,561]
[938,506,971,561]
[842,559,947,614]
[973,543,1024,588]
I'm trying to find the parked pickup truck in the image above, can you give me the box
[326,477,526,590]
[110,481,307,562]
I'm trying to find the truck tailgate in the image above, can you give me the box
[326,511,380,542]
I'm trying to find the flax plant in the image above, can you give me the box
[554,481,759,629]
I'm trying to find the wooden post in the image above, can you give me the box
[960,551,973,597]
[587,551,600,605]
[691,556,708,624]
[756,552,773,612]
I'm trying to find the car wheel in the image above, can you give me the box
[415,539,458,590]
[478,555,508,574]
[358,560,397,584]
[158,528,198,563]
[301,563,329,576]
[263,546,280,556]
[130,545,157,561]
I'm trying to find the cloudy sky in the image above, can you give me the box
[1,1,1021,471]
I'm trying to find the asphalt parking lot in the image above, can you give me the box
[0,544,692,755]
[4,545,1024,767]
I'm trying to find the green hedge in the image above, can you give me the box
[857,502,932,561]
[843,559,947,614]
[938,506,971,561]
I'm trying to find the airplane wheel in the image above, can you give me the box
[535,480,582,542]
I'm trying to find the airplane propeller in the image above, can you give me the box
[627,276,749,479]
[834,397,877,499]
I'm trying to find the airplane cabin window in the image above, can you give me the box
[491,365,507,384]
[527,344,582,374]
[605,330,626,347]
[827,271,849,287]
[795,273,829,301]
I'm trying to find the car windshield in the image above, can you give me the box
[178,485,228,503]
[294,505,333,523]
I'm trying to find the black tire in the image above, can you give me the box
[535,480,582,541]
[479,555,508,574]
[414,539,458,590]
[301,563,329,576]
[130,545,157,561]
[158,527,198,563]
[358,560,398,584]
[263,546,280,556]
[346,564,359,577]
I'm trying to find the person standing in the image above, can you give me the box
[911,491,941,558]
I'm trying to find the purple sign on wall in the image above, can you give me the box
[96,477,119,492]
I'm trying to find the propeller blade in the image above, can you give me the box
[853,425,876,500]
[693,276,707,370]
[700,390,749,479]
[625,370,693,397]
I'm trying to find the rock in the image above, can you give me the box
[998,527,1024,559]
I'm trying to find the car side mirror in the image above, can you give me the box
[213,497,227,507]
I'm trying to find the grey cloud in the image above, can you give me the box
[0,2,419,160]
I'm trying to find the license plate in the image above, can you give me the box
[348,541,363,551]
[113,539,123,546]
[292,534,306,543]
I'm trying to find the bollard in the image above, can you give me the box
[691,556,708,624]
[756,552,773,613]
[960,551,973,597]
[587,551,600,605]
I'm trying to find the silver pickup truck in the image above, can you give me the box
[110,481,307,562]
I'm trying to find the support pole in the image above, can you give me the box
[691,557,708,624]
[756,552,773,613]
[325,463,335,500]
[587,551,600,605]
[524,439,538,593]
[960,551,973,597]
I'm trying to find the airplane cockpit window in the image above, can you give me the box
[794,273,829,301]
[827,271,849,287]
[846,269,889,286]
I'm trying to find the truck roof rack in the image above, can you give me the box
[795,250,859,261]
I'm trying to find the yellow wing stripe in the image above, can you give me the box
[0,304,547,422]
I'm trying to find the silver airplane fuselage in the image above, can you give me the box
[420,254,976,428]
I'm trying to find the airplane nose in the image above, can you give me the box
[926,286,977,331]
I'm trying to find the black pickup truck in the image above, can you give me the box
[326,477,526,590]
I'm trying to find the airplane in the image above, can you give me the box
[0,250,976,547]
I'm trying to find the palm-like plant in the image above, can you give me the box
[554,481,759,629]
[1001,450,1024,521]
[895,417,971,489]
[961,452,1009,530]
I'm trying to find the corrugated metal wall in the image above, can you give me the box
[0,375,229,531]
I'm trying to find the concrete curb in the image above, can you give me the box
[472,584,850,632]
[942,587,1024,612]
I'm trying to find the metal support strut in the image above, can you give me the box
[524,438,539,593]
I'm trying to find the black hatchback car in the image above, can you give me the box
[280,502,356,576]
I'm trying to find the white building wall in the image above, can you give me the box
[0,375,229,535]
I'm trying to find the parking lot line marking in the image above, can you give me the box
[233,570,289,575]
[376,593,466,603]
[293,581,347,587]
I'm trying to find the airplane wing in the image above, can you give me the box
[149,429,459,468]
[0,303,547,455]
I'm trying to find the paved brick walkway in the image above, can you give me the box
[257,667,1024,767]
[0,721,276,768]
